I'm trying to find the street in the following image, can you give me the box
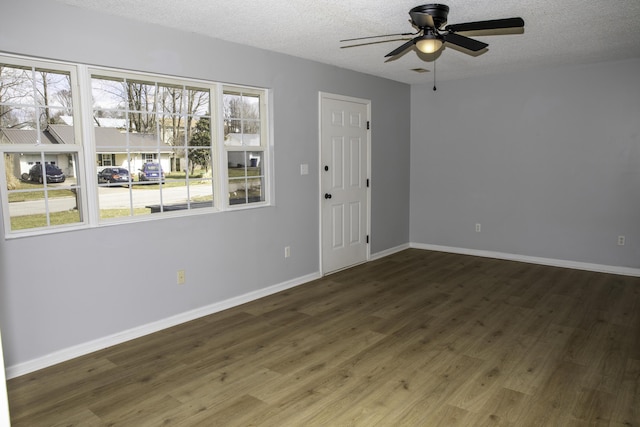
[8,182,214,216]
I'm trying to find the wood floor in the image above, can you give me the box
[7,249,640,426]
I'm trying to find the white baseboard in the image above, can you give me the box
[370,243,410,261]
[6,271,322,379]
[9,244,637,379]
[411,243,640,277]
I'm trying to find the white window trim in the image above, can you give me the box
[221,85,272,209]
[0,56,90,237]
[0,53,273,239]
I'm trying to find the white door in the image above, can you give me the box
[320,93,370,274]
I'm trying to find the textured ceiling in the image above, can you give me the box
[57,0,640,85]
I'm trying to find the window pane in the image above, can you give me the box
[5,152,82,231]
[3,67,76,129]
[225,119,242,145]
[223,91,261,147]
[157,84,184,114]
[187,88,210,116]
[0,64,35,105]
[126,80,157,114]
[35,70,72,109]
[128,111,157,134]
[187,147,212,177]
[227,151,263,175]
[187,116,210,147]
[247,151,263,172]
[159,113,186,147]
[131,184,162,215]
[0,105,23,128]
[92,76,126,111]
[228,177,264,205]
[227,150,264,205]
[188,179,213,208]
[93,109,126,129]
[147,180,214,213]
[97,150,151,219]
[223,93,242,119]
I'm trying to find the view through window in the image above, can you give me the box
[90,74,214,219]
[0,54,271,236]
[0,60,84,232]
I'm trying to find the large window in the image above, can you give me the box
[90,72,215,219]
[0,59,85,233]
[0,54,271,237]
[224,88,267,206]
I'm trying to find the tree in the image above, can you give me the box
[36,71,72,125]
[126,81,156,133]
[223,94,260,137]
[4,155,20,190]
[0,65,29,128]
[158,86,209,146]
[54,88,73,111]
[188,117,211,174]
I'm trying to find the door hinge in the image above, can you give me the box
[366,178,370,188]
[367,121,370,130]
[366,235,369,244]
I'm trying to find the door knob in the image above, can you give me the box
[324,193,332,199]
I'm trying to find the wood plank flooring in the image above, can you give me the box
[7,249,640,426]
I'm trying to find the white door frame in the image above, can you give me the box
[318,92,371,275]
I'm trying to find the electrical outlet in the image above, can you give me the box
[177,269,186,284]
[618,236,625,246]
[476,223,481,233]
[284,246,291,258]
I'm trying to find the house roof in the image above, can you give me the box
[0,128,59,145]
[60,115,127,129]
[1,125,173,153]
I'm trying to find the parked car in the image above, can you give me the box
[27,163,66,184]
[138,162,165,182]
[97,167,131,186]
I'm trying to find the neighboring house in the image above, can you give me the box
[0,127,75,178]
[1,125,175,179]
[50,125,175,174]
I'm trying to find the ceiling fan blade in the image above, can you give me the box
[340,32,416,43]
[443,33,488,52]
[445,17,524,33]
[341,38,412,49]
[384,39,417,58]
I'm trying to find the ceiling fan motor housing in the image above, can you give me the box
[410,4,450,29]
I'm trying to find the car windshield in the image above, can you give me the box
[145,164,160,171]
[45,164,61,173]
[113,168,128,174]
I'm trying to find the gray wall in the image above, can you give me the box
[410,58,640,269]
[0,0,410,368]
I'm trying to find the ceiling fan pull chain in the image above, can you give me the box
[433,59,437,91]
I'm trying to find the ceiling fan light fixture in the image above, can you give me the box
[416,34,443,54]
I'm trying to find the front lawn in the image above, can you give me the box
[8,182,76,202]
[11,208,151,230]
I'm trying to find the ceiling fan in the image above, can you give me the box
[340,4,524,58]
